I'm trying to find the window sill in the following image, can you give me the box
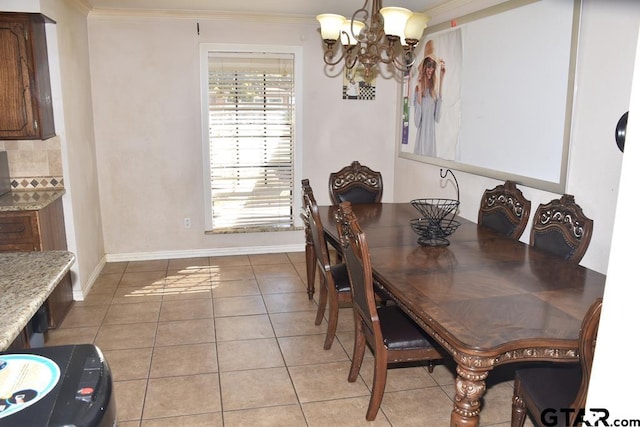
[205,226,304,235]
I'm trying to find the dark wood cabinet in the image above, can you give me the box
[0,196,73,329]
[0,12,55,140]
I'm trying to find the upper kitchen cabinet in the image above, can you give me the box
[0,12,55,140]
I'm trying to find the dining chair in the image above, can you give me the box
[328,161,383,205]
[511,297,602,427]
[529,194,593,263]
[335,201,444,421]
[478,180,531,239]
[302,179,351,350]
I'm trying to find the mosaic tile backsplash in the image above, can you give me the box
[11,176,65,190]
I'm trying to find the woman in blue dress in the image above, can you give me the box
[413,40,446,156]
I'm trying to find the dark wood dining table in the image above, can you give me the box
[312,203,606,427]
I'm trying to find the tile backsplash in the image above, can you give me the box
[11,176,65,190]
[0,137,64,190]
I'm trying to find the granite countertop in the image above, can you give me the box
[0,189,65,212]
[0,251,75,350]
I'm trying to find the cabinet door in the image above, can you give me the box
[0,20,37,137]
[0,212,39,251]
[0,13,55,140]
[46,272,73,329]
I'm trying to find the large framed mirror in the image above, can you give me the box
[398,0,581,193]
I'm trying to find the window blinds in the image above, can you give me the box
[207,53,295,230]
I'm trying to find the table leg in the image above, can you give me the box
[304,225,316,300]
[450,365,488,427]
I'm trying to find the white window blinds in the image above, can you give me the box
[207,53,295,231]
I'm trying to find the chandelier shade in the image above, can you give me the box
[317,0,430,77]
[379,7,412,38]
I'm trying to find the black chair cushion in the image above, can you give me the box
[378,305,437,350]
[533,230,575,260]
[337,187,379,204]
[516,364,581,414]
[482,211,517,237]
[330,263,351,293]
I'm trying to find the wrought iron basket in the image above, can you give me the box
[410,217,461,247]
[409,170,461,246]
[410,198,460,223]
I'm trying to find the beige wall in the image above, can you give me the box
[88,13,398,259]
[39,0,106,297]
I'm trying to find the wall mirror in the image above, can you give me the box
[398,0,581,193]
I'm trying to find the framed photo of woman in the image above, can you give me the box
[400,27,462,161]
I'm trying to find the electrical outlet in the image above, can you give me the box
[183,217,191,229]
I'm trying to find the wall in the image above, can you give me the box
[38,0,106,298]
[87,12,398,259]
[587,22,640,419]
[0,0,106,297]
[394,0,640,275]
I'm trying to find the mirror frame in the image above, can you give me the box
[397,0,582,193]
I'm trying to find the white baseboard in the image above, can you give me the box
[104,244,306,263]
[72,255,107,301]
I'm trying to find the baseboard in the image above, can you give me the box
[72,254,107,301]
[104,244,306,263]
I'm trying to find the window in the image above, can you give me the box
[201,45,302,232]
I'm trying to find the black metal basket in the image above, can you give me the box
[410,198,460,222]
[410,217,461,247]
[409,170,461,246]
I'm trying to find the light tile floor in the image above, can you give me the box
[46,253,535,426]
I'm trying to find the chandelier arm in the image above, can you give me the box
[352,0,371,38]
[322,44,348,67]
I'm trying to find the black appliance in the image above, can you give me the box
[0,344,115,427]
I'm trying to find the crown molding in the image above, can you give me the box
[87,7,315,24]
[68,0,92,14]
[425,0,509,23]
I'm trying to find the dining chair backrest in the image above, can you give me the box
[335,201,444,421]
[478,180,531,239]
[302,179,331,272]
[335,201,379,340]
[529,194,593,263]
[302,179,352,350]
[572,297,602,412]
[329,161,383,205]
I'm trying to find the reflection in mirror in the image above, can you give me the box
[398,0,581,193]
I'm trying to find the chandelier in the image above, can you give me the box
[316,0,430,78]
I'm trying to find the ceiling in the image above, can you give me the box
[83,0,446,17]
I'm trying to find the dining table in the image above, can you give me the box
[313,202,606,427]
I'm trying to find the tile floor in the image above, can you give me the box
[45,253,534,426]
